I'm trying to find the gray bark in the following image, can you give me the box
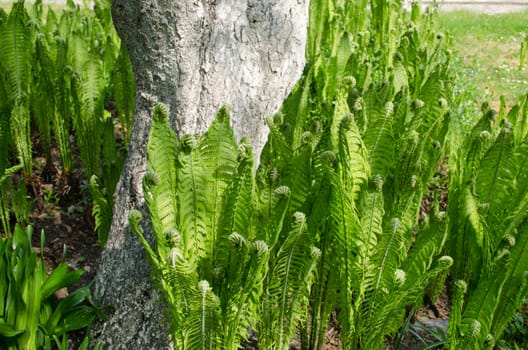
[93,0,308,348]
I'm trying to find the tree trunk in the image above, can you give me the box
[93,1,308,348]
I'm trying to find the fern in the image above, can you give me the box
[146,104,179,243]
[53,35,73,172]
[475,125,516,234]
[178,136,209,259]
[262,212,318,350]
[198,107,238,261]
[459,251,510,348]
[362,88,395,178]
[88,175,112,246]
[31,32,55,163]
[490,224,528,341]
[0,2,32,177]
[10,105,32,177]
[0,1,30,102]
[184,281,221,350]
[111,43,135,145]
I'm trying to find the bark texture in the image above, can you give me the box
[93,0,308,348]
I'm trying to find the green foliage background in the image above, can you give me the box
[0,0,134,244]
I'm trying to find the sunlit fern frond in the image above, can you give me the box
[279,145,312,218]
[281,70,313,150]
[266,212,317,350]
[146,103,179,242]
[184,281,221,350]
[475,125,516,242]
[362,87,395,178]
[216,142,255,244]
[178,139,208,259]
[447,280,468,350]
[459,250,510,348]
[198,106,238,258]
[359,217,406,335]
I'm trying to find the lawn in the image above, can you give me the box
[438,9,528,109]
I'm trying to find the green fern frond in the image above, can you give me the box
[74,56,104,177]
[265,212,317,349]
[146,103,179,240]
[279,145,312,217]
[184,281,221,350]
[356,178,384,287]
[162,247,199,339]
[260,115,293,170]
[178,140,208,258]
[128,210,160,272]
[31,32,56,162]
[198,106,238,259]
[10,104,32,176]
[111,43,135,144]
[448,280,467,350]
[0,1,30,102]
[53,35,73,172]
[363,90,395,177]
[361,217,405,325]
[400,212,448,299]
[324,161,363,345]
[88,175,112,246]
[459,250,510,347]
[216,142,255,245]
[475,125,516,230]
[361,256,453,349]
[281,71,313,150]
[490,272,528,343]
[222,240,269,348]
[487,223,528,341]
[337,113,370,200]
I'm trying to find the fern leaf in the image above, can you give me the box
[266,212,317,349]
[216,141,255,239]
[111,42,135,145]
[198,107,238,259]
[356,179,384,293]
[0,1,30,101]
[448,280,468,350]
[146,103,179,240]
[460,251,510,347]
[215,143,255,298]
[488,223,528,341]
[279,144,312,217]
[337,113,370,200]
[31,32,56,162]
[475,125,516,233]
[53,35,73,172]
[74,56,105,177]
[363,89,395,177]
[10,104,32,176]
[184,281,221,350]
[178,136,208,258]
[88,175,112,246]
[325,161,362,345]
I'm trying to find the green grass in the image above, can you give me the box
[438,10,528,109]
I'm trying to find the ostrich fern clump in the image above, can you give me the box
[133,0,463,349]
